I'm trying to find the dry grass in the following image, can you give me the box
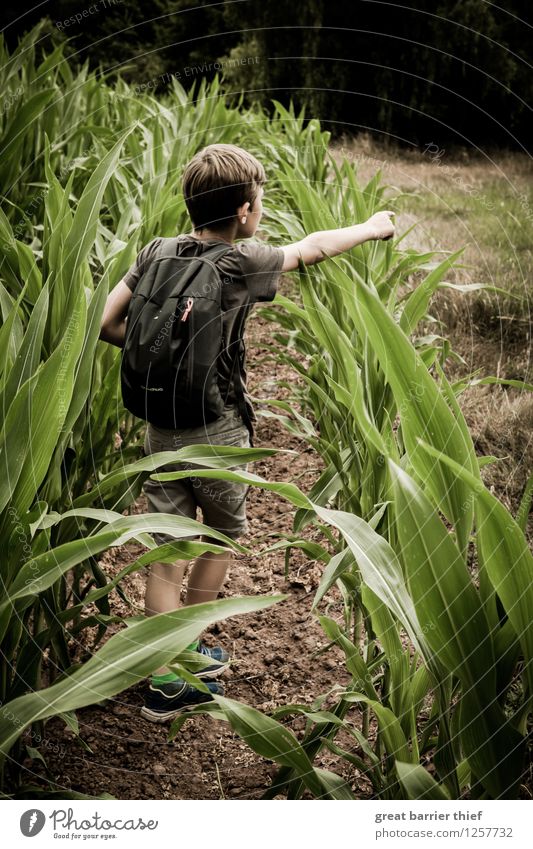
[461,385,533,521]
[331,134,533,292]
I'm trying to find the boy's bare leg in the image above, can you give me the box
[146,535,233,676]
[185,535,233,605]
[145,560,187,677]
[145,560,188,617]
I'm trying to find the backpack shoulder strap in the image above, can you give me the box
[156,236,181,260]
[233,298,255,444]
[157,237,233,269]
[203,242,234,259]
[221,293,254,445]
[195,241,234,270]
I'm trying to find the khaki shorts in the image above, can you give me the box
[142,405,251,544]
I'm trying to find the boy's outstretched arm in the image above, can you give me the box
[280,210,395,272]
[99,279,132,348]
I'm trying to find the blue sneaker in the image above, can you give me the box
[195,642,230,679]
[141,679,224,724]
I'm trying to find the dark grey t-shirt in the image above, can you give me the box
[123,234,284,422]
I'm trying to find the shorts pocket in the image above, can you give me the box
[204,423,250,462]
[192,427,251,511]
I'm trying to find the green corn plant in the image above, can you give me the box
[0,406,289,795]
[253,166,468,790]
[1,585,283,791]
[0,46,289,792]
[230,153,528,797]
[260,166,461,525]
[245,99,332,202]
[156,430,532,799]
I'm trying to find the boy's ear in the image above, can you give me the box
[236,200,251,219]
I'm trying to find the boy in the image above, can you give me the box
[100,143,394,722]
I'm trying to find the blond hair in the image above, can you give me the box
[182,143,266,230]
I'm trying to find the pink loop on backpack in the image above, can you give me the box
[180,297,194,322]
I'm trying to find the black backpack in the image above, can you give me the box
[120,237,253,438]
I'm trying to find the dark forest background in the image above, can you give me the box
[1,1,531,151]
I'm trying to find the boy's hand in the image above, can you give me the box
[365,211,396,241]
